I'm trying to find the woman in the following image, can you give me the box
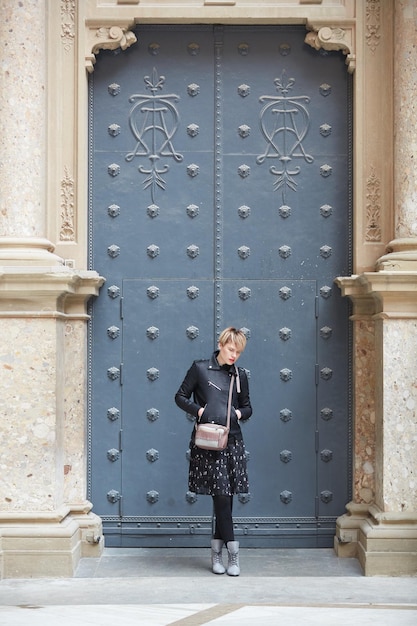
[175,327,252,576]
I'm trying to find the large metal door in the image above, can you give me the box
[88,25,352,547]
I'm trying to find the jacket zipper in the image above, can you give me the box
[208,380,222,391]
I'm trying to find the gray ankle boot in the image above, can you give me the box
[211,539,226,574]
[226,541,240,576]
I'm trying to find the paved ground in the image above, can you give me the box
[0,548,416,625]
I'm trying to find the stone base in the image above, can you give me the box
[335,502,417,576]
[0,506,104,579]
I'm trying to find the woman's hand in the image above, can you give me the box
[236,409,242,420]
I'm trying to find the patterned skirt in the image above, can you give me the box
[188,438,249,496]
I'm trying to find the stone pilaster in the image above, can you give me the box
[0,1,104,578]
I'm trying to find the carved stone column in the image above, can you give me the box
[333,1,417,576]
[0,1,104,578]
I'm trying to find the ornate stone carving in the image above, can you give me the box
[366,0,381,52]
[305,24,355,73]
[366,166,382,241]
[61,0,75,52]
[86,25,137,73]
[60,167,75,241]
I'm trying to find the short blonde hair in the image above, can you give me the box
[218,327,247,351]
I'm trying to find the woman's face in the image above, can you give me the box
[217,341,242,366]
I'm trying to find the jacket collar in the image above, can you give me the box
[208,352,241,392]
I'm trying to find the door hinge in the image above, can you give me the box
[120,296,124,320]
[119,429,123,452]
[315,295,319,318]
[120,362,123,385]
[315,495,319,518]
[315,430,319,453]
[315,363,319,385]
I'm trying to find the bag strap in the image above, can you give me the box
[225,373,235,431]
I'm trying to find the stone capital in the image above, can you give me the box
[336,270,417,318]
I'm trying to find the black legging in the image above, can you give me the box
[212,495,234,543]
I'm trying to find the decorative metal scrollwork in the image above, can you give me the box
[107,407,120,421]
[107,448,120,462]
[257,71,313,202]
[280,490,292,504]
[238,493,251,504]
[146,490,159,504]
[147,367,159,381]
[125,68,183,202]
[147,408,159,422]
[280,408,293,422]
[280,368,292,382]
[107,489,121,504]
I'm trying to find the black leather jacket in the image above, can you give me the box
[175,351,252,442]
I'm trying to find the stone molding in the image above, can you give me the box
[85,23,137,73]
[335,501,417,576]
[305,21,356,73]
[336,270,417,318]
[0,267,104,319]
